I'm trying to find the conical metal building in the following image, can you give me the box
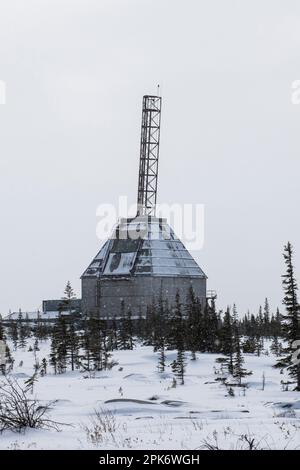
[81,95,207,317]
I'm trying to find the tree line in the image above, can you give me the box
[0,242,299,390]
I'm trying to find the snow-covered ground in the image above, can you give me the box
[1,340,300,450]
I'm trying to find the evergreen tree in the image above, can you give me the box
[8,320,18,349]
[136,309,145,340]
[220,307,234,374]
[110,315,118,350]
[258,305,264,331]
[106,320,117,352]
[263,298,270,337]
[186,288,200,360]
[50,354,57,375]
[40,358,48,376]
[5,345,14,374]
[232,321,252,385]
[0,342,13,375]
[144,302,158,347]
[118,301,134,350]
[270,335,282,357]
[124,309,134,350]
[66,318,79,371]
[275,242,300,390]
[33,338,40,352]
[242,313,257,353]
[35,314,49,341]
[17,312,28,348]
[88,313,104,371]
[242,336,256,354]
[102,333,114,370]
[275,308,282,336]
[79,317,92,372]
[58,281,76,314]
[171,349,186,385]
[156,293,167,372]
[157,342,166,373]
[255,334,263,357]
[169,292,186,384]
[170,291,185,351]
[50,314,68,373]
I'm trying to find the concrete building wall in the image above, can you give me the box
[81,277,98,316]
[81,276,206,317]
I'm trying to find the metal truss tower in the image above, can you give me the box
[137,95,162,216]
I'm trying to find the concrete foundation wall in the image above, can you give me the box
[81,276,206,317]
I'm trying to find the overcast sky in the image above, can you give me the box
[0,0,300,316]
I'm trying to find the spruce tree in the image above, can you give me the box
[110,316,118,350]
[220,307,234,375]
[270,335,282,357]
[88,313,104,371]
[102,333,114,370]
[144,302,158,347]
[170,292,186,384]
[66,318,79,371]
[0,325,13,374]
[186,287,197,359]
[79,317,92,372]
[40,358,48,376]
[210,301,221,353]
[263,298,270,337]
[171,349,186,385]
[275,308,282,336]
[157,342,166,373]
[124,309,134,350]
[136,309,145,341]
[275,242,300,390]
[35,314,48,341]
[232,321,252,385]
[17,312,28,348]
[242,313,257,353]
[8,320,18,349]
[156,293,167,372]
[59,281,76,314]
[186,288,205,358]
[170,291,185,351]
[50,314,68,373]
[118,301,134,350]
[5,345,14,374]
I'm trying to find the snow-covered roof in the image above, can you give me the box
[82,216,206,279]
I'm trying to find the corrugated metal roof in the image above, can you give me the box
[82,217,206,279]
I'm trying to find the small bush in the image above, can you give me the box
[0,377,60,432]
[83,408,118,446]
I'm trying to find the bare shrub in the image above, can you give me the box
[201,430,265,450]
[83,408,118,446]
[0,377,60,432]
[201,430,220,450]
[189,416,204,431]
[239,433,259,450]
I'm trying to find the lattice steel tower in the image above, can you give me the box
[137,95,162,216]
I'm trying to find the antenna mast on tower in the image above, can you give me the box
[137,94,162,216]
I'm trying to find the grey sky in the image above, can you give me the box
[0,0,299,316]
